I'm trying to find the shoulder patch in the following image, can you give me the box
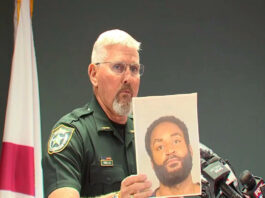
[48,124,75,154]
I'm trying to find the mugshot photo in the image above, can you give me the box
[133,93,201,197]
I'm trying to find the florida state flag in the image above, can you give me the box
[0,0,43,197]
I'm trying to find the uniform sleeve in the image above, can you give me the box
[42,123,85,198]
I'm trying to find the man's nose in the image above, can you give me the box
[165,144,176,155]
[122,66,133,83]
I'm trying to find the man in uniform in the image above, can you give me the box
[145,116,201,197]
[43,29,153,198]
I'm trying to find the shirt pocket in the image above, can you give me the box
[89,164,126,195]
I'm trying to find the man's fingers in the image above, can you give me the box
[133,189,153,198]
[125,180,152,194]
[121,174,147,187]
[120,174,152,198]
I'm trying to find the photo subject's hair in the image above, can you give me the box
[145,116,190,157]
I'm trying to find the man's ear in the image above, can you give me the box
[88,64,98,87]
[151,159,154,170]
[189,144,193,157]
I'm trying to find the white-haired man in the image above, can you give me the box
[43,29,152,198]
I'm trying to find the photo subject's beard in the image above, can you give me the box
[112,84,133,116]
[152,151,193,187]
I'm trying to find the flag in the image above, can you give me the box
[0,0,43,197]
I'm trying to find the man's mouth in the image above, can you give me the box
[120,89,132,95]
[166,157,181,168]
[118,85,133,97]
[164,155,183,169]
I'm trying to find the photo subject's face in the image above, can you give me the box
[150,122,193,186]
[151,122,189,169]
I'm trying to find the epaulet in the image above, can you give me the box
[55,105,93,125]
[71,106,93,119]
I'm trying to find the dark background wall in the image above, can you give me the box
[1,0,265,185]
[0,0,13,148]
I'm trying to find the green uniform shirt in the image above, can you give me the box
[43,95,136,197]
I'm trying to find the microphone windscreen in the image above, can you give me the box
[239,170,256,190]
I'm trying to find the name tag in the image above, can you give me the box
[100,157,113,167]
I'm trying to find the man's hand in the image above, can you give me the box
[120,174,153,198]
[47,175,152,198]
[48,187,79,198]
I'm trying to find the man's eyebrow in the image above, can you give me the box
[171,132,182,137]
[152,138,162,147]
[151,132,184,146]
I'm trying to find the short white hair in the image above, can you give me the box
[91,29,141,63]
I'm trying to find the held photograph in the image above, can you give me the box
[133,93,201,197]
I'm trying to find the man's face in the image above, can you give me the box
[150,121,193,187]
[93,44,140,116]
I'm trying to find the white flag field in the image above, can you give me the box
[0,0,44,197]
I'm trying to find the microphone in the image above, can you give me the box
[200,143,239,186]
[200,143,243,198]
[239,170,265,198]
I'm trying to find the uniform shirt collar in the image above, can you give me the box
[89,95,134,145]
